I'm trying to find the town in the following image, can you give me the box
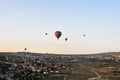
[0,52,120,80]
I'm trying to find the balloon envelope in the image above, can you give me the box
[45,33,48,35]
[55,31,62,39]
[65,38,68,41]
[24,48,27,51]
[83,34,85,37]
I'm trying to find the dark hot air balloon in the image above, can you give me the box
[45,33,48,35]
[65,38,68,41]
[55,31,62,39]
[83,34,86,37]
[24,48,27,51]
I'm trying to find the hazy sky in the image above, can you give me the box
[0,0,120,54]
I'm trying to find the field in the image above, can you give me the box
[44,58,120,80]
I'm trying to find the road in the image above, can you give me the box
[87,71,101,80]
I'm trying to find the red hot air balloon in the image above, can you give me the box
[55,31,62,39]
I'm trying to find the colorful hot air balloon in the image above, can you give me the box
[65,38,68,41]
[55,31,62,39]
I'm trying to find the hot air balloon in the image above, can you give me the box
[55,31,62,39]
[65,38,68,41]
[83,34,86,37]
[45,33,48,35]
[24,48,27,51]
